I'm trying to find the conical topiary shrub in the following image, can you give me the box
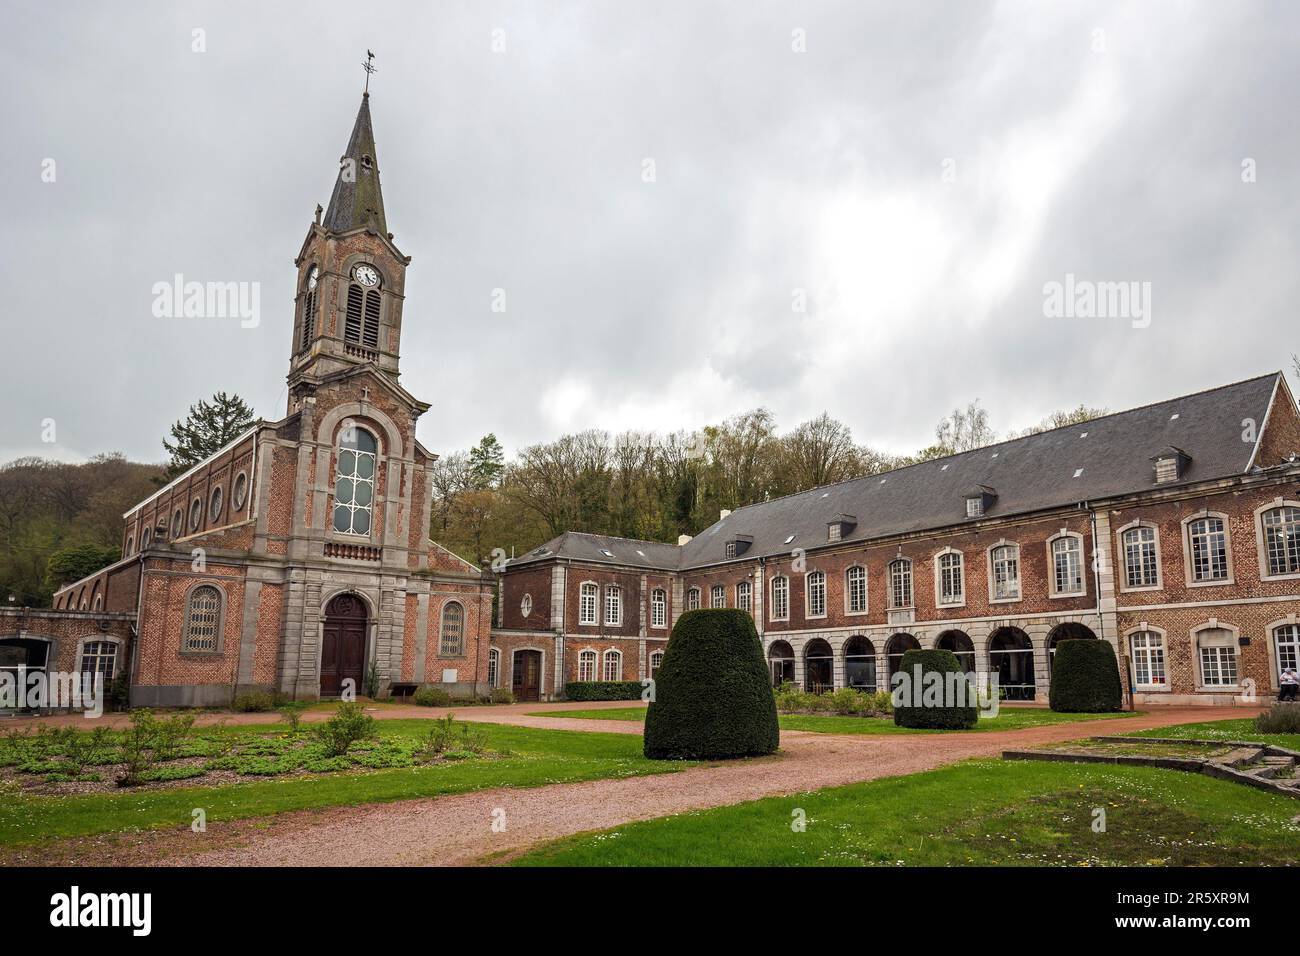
[644,609,780,760]
[1049,639,1123,712]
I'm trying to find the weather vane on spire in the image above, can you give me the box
[362,49,376,94]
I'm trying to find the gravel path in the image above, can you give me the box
[2,706,1240,867]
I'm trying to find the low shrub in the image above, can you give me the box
[1049,640,1123,712]
[312,702,375,757]
[773,685,892,717]
[1256,703,1300,735]
[489,688,515,705]
[564,681,644,701]
[277,701,309,734]
[232,691,274,713]
[412,686,452,708]
[893,649,978,729]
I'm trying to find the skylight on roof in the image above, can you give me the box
[991,452,999,458]
[636,549,647,558]
[1080,432,1088,438]
[1170,413,1180,421]
[600,549,614,557]
[1073,468,1084,478]
[940,464,949,471]
[784,535,795,544]
[821,492,829,498]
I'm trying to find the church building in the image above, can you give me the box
[41,90,496,706]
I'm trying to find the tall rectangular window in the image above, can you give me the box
[1123,526,1159,588]
[889,560,912,609]
[1188,517,1229,582]
[579,583,598,625]
[711,585,726,608]
[938,552,963,605]
[846,566,867,613]
[605,586,622,626]
[770,576,788,620]
[736,580,752,612]
[1262,506,1300,576]
[1051,537,1083,595]
[806,571,826,617]
[991,545,1020,600]
[1130,631,1166,688]
[650,589,666,628]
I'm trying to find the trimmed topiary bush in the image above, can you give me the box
[892,649,978,729]
[1049,639,1123,712]
[644,609,779,760]
[563,681,644,701]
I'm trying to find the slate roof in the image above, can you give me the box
[323,93,388,236]
[504,373,1286,574]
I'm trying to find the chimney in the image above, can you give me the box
[719,509,732,520]
[677,534,693,546]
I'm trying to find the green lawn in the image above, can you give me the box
[512,759,1300,866]
[530,706,1142,735]
[0,720,690,847]
[1121,717,1300,752]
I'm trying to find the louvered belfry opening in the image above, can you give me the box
[300,283,317,350]
[363,289,381,348]
[345,285,364,343]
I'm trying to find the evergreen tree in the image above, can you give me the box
[162,392,256,479]
[467,433,505,489]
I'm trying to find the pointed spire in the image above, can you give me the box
[322,93,388,236]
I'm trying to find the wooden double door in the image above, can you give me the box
[321,594,367,697]
[512,650,543,701]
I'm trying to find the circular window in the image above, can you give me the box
[232,472,248,510]
[190,498,203,530]
[173,508,184,537]
[520,593,533,617]
[209,486,224,522]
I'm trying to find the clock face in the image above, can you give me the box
[306,266,319,290]
[354,264,380,288]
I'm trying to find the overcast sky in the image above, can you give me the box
[2,0,1298,466]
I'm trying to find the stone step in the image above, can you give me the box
[1218,747,1265,768]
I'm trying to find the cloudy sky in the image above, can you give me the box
[2,0,1298,466]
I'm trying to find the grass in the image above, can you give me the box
[0,720,691,847]
[512,759,1300,867]
[530,705,1141,735]
[1120,717,1300,752]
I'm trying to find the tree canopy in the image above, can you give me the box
[162,391,256,479]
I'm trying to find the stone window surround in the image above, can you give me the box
[604,585,623,626]
[931,547,965,609]
[649,587,667,629]
[1115,518,1164,593]
[1254,498,1300,582]
[735,579,753,612]
[439,599,466,658]
[1264,614,1300,691]
[180,581,227,656]
[1180,510,1235,588]
[985,540,1022,604]
[602,647,622,681]
[888,557,914,610]
[1191,619,1241,691]
[577,647,597,682]
[804,569,827,620]
[1046,529,1087,599]
[769,575,789,622]
[487,646,500,688]
[75,635,122,680]
[578,581,599,625]
[1123,623,1168,692]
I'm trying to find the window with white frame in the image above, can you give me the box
[724,541,737,558]
[1197,628,1238,686]
[686,587,701,610]
[650,588,666,628]
[770,576,789,620]
[440,601,465,656]
[332,427,377,536]
[1122,526,1159,588]
[845,566,867,613]
[1262,506,1300,577]
[937,552,963,605]
[806,570,826,617]
[1274,623,1299,676]
[605,586,622,626]
[602,649,621,681]
[183,585,222,653]
[649,650,664,677]
[1050,535,1084,595]
[1129,630,1166,688]
[579,583,598,624]
[79,640,118,680]
[487,647,500,688]
[888,559,913,609]
[711,584,726,608]
[1187,516,1229,582]
[736,580,752,612]
[578,649,597,682]
[990,545,1020,600]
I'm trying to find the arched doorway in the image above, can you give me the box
[989,627,1035,701]
[1047,622,1097,674]
[768,640,795,688]
[321,593,368,697]
[804,638,833,694]
[844,635,877,693]
[936,630,975,673]
[0,637,50,713]
[886,633,921,682]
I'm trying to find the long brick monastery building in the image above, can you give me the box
[6,91,1300,710]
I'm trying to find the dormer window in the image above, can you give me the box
[724,535,753,559]
[1151,446,1190,484]
[827,514,857,542]
[964,486,996,519]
